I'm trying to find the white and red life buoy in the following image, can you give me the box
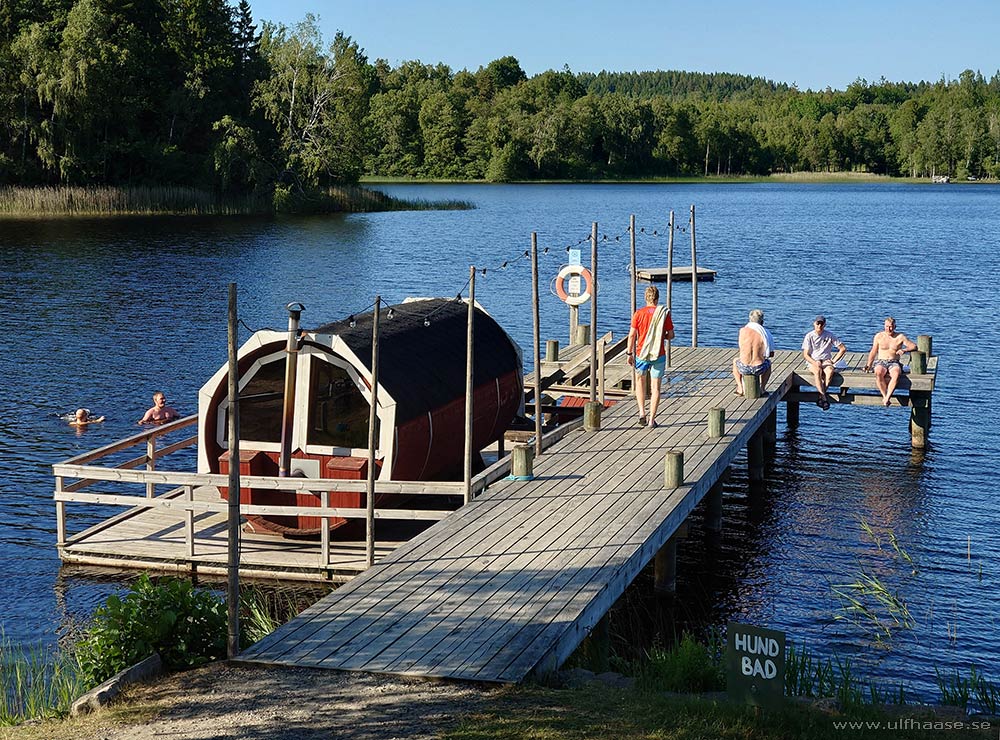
[554,264,593,306]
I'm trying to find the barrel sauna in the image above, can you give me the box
[197,298,523,536]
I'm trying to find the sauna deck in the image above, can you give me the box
[59,485,403,582]
[242,347,889,682]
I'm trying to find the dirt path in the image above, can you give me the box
[6,662,503,740]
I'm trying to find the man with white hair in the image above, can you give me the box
[733,308,775,394]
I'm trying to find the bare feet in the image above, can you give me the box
[734,387,744,396]
[648,420,657,429]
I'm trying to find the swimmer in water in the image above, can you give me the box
[138,391,180,424]
[69,408,105,426]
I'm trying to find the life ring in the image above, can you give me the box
[555,265,593,306]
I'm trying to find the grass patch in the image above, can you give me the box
[0,635,87,726]
[635,632,725,694]
[444,683,991,740]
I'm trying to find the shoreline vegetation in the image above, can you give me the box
[0,184,473,218]
[0,172,988,218]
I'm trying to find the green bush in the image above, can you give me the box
[75,574,227,685]
[635,633,725,694]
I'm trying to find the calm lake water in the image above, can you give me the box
[1,182,997,699]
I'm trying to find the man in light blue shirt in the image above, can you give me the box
[802,315,846,411]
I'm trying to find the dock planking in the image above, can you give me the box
[241,348,905,682]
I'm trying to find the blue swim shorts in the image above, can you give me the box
[635,356,666,378]
[736,358,771,376]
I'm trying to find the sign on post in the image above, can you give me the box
[726,622,785,708]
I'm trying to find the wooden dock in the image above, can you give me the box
[636,266,716,282]
[238,347,936,682]
[55,343,937,682]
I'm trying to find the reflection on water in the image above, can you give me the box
[1,184,998,699]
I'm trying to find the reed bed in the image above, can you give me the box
[0,635,86,725]
[0,185,270,217]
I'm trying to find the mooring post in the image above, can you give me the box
[917,334,933,357]
[664,450,684,488]
[629,213,637,317]
[598,337,607,404]
[569,304,578,346]
[748,431,765,482]
[708,407,725,438]
[910,350,927,375]
[584,401,603,431]
[742,373,761,400]
[545,339,559,363]
[910,391,930,448]
[573,323,590,346]
[589,221,599,403]
[786,384,800,428]
[690,205,698,347]
[366,296,381,566]
[666,210,674,366]
[512,444,534,479]
[532,234,544,457]
[705,479,724,533]
[654,537,678,593]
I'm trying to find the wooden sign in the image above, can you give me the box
[726,622,785,707]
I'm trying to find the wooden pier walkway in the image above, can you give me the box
[242,346,937,682]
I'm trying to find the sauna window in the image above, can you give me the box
[227,359,284,444]
[308,361,375,448]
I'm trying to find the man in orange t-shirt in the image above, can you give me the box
[626,286,675,428]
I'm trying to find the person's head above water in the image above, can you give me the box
[75,408,89,422]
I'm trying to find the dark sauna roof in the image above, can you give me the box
[312,298,521,423]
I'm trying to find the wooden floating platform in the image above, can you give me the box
[636,266,716,282]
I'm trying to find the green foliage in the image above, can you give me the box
[784,643,907,707]
[0,634,87,725]
[635,633,725,694]
[75,573,227,685]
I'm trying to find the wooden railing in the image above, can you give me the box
[52,413,584,570]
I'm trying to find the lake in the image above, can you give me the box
[1,182,997,699]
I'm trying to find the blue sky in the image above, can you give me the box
[248,1,999,91]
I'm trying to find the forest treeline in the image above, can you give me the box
[3,1,1000,200]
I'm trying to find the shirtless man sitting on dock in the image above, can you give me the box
[863,317,918,406]
[733,308,774,395]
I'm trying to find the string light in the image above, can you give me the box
[348,315,356,328]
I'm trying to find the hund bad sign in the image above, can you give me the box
[726,622,785,707]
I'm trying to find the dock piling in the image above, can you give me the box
[654,538,678,593]
[573,323,590,346]
[786,384,800,428]
[545,339,559,363]
[748,432,765,482]
[708,407,725,438]
[910,350,927,375]
[917,334,933,356]
[583,401,603,432]
[742,374,761,400]
[512,445,534,479]
[664,450,684,488]
[705,480,724,533]
[910,392,930,448]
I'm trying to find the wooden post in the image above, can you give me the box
[664,450,684,488]
[226,282,241,659]
[569,304,578,346]
[629,213,637,317]
[573,323,591,346]
[512,444,534,479]
[742,373,761,399]
[321,489,330,569]
[584,401,602,431]
[690,204,698,348]
[786,384,800,428]
[464,269,476,505]
[917,334,932,356]
[911,391,930,448]
[708,407,725,438]
[532,234,544,457]
[654,538,678,593]
[545,339,559,363]
[590,221,598,402]
[55,476,65,547]
[366,296,381,566]
[583,614,611,672]
[705,479,724,533]
[185,484,195,557]
[666,210,674,366]
[598,336,606,404]
[146,435,156,498]
[748,431,765,482]
[764,410,777,454]
[910,350,927,374]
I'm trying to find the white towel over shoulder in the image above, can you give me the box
[638,306,669,361]
[745,321,774,357]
